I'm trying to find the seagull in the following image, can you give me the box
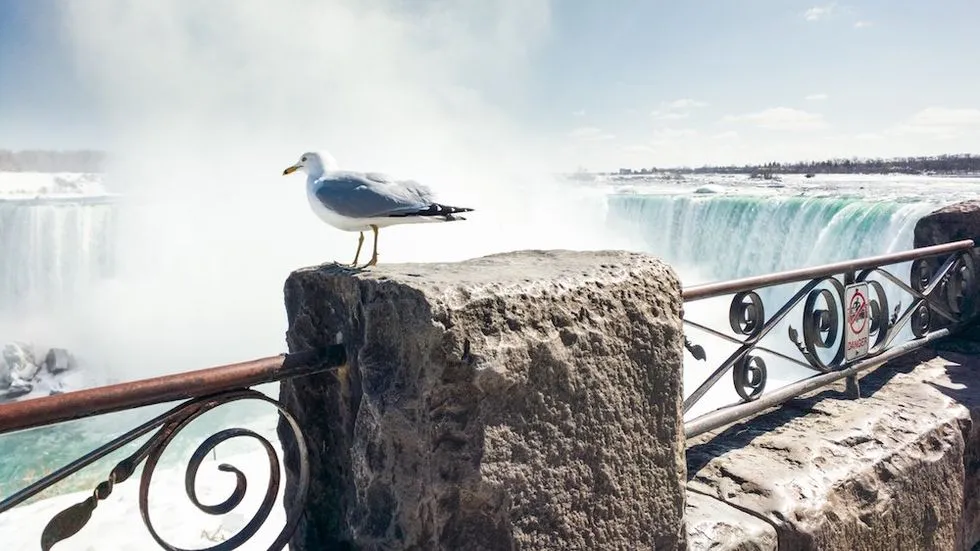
[283,151,474,268]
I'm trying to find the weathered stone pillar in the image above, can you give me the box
[913,199,980,249]
[277,250,687,550]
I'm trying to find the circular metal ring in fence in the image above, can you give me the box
[729,291,765,338]
[733,355,767,401]
[802,279,845,371]
[945,252,977,318]
[910,258,934,293]
[911,302,931,338]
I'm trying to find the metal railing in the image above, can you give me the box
[681,239,978,439]
[0,345,346,551]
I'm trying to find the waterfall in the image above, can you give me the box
[0,198,116,315]
[606,193,942,283]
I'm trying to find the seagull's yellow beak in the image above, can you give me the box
[283,164,300,176]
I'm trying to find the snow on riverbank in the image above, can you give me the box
[0,172,108,200]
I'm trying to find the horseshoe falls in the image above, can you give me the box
[606,194,935,282]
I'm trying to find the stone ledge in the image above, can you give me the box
[686,347,980,551]
[278,250,688,550]
[685,490,777,551]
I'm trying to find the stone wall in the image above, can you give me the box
[277,250,687,550]
[684,348,980,551]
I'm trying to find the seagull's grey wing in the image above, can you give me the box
[313,171,435,219]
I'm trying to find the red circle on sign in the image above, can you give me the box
[848,290,868,334]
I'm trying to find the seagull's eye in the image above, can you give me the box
[301,156,307,162]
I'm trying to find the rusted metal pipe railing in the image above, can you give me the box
[683,239,974,301]
[0,346,345,435]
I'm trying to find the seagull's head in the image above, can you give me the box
[282,151,338,178]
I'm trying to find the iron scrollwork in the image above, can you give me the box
[727,292,768,396]
[38,389,309,551]
[938,252,976,319]
[799,280,845,371]
[682,244,980,415]
[733,355,767,401]
[729,291,765,339]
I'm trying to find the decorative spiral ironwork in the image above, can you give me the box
[910,257,934,294]
[39,390,309,551]
[729,291,765,338]
[943,252,976,318]
[800,278,846,371]
[682,242,980,417]
[733,355,767,401]
[911,302,931,338]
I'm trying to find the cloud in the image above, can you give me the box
[805,93,828,101]
[723,107,828,131]
[804,3,837,21]
[572,109,586,117]
[665,98,708,110]
[711,131,739,141]
[854,20,872,29]
[887,107,980,140]
[653,128,698,140]
[651,111,689,121]
[569,126,615,141]
[651,98,707,120]
[908,107,980,127]
[623,144,655,154]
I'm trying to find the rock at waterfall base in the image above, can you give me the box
[44,348,74,374]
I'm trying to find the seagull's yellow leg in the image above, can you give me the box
[351,231,365,266]
[363,225,380,268]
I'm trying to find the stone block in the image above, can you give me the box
[277,250,686,550]
[685,490,777,551]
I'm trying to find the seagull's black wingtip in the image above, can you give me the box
[388,203,475,219]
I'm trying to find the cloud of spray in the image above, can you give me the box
[48,0,634,378]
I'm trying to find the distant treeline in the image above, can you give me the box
[617,153,980,176]
[0,150,106,172]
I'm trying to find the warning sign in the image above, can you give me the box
[845,282,870,361]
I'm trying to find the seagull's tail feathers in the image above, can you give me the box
[388,203,474,222]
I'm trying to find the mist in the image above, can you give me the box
[40,0,632,379]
